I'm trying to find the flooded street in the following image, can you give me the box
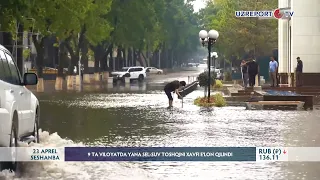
[1,70,320,180]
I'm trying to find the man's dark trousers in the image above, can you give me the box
[296,72,303,87]
[248,72,256,87]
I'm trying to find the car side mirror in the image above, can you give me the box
[23,73,38,85]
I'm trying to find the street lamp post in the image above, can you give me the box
[199,30,219,103]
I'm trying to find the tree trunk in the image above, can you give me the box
[55,41,67,90]
[80,37,90,83]
[32,35,45,92]
[80,37,89,74]
[99,48,107,72]
[17,24,24,74]
[122,48,127,67]
[58,42,67,77]
[94,50,100,73]
[117,46,123,69]
[127,48,132,67]
[136,49,144,67]
[93,44,103,72]
[151,50,158,67]
[133,49,137,66]
[65,39,77,75]
[141,51,149,67]
[32,35,44,78]
[108,45,113,70]
[66,28,85,75]
[104,44,112,71]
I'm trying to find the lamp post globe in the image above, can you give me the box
[208,30,219,40]
[199,37,208,46]
[199,38,203,44]
[199,30,208,40]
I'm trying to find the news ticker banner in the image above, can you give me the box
[1,147,320,162]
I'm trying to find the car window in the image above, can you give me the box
[128,68,134,72]
[0,59,4,80]
[121,67,129,72]
[0,50,12,83]
[0,50,7,80]
[135,68,143,71]
[4,53,21,85]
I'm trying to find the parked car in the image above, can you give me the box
[215,69,224,80]
[111,66,146,82]
[210,67,224,80]
[145,67,163,74]
[0,44,40,170]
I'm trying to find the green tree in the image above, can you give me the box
[201,0,278,64]
[148,0,200,68]
[21,0,96,78]
[65,0,113,75]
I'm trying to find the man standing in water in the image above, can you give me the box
[164,80,186,108]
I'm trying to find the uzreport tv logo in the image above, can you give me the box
[273,8,294,19]
[235,8,294,19]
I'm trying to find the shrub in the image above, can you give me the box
[213,93,226,107]
[194,93,226,107]
[194,96,216,107]
[214,80,223,88]
[224,71,232,81]
[197,71,216,87]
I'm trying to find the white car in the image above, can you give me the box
[0,45,39,170]
[210,67,223,80]
[111,66,146,82]
[215,69,224,80]
[145,67,163,74]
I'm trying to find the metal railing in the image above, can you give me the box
[187,76,197,84]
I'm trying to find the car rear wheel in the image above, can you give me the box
[120,76,125,83]
[138,75,144,82]
[157,71,161,74]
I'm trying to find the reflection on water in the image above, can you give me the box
[82,83,148,93]
[35,88,320,180]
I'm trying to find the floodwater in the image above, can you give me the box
[1,70,320,180]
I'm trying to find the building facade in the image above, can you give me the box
[278,0,320,86]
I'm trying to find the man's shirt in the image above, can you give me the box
[269,61,278,72]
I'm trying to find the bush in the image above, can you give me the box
[213,93,226,107]
[197,71,216,87]
[213,80,223,88]
[194,93,226,107]
[224,71,232,81]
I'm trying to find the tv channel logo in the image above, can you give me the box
[235,8,294,19]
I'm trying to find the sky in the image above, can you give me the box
[192,0,206,12]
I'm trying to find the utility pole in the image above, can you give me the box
[78,33,82,91]
[158,49,161,68]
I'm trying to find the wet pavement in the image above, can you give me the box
[1,69,320,180]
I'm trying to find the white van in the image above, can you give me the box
[0,44,40,170]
